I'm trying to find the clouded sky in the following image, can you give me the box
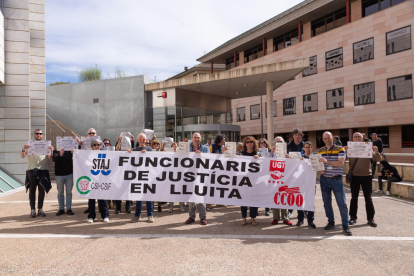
[46,0,304,85]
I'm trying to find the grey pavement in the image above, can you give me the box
[0,182,413,275]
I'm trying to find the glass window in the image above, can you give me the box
[303,93,318,113]
[362,0,379,17]
[387,75,413,101]
[283,97,296,115]
[334,9,347,28]
[392,0,406,4]
[274,37,284,52]
[303,56,317,77]
[368,126,389,148]
[264,100,277,118]
[312,19,326,37]
[386,26,411,55]
[326,88,344,109]
[380,0,391,9]
[353,38,374,64]
[354,82,375,105]
[237,107,246,122]
[243,44,264,63]
[402,125,414,148]
[250,104,260,120]
[325,48,343,71]
[326,16,334,32]
[311,7,347,37]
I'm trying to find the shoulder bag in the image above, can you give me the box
[346,158,359,184]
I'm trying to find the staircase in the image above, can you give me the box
[46,116,81,180]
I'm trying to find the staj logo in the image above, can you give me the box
[91,154,111,176]
[76,176,91,195]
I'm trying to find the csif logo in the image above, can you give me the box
[91,153,111,176]
[76,176,91,195]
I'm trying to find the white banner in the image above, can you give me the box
[73,151,316,211]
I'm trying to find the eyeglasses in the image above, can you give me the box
[88,132,96,135]
[34,133,43,135]
[246,141,254,144]
[138,138,145,141]
[153,143,159,146]
[275,141,283,143]
[260,142,266,144]
[92,144,101,147]
[104,143,110,145]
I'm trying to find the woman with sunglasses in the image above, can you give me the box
[226,136,260,226]
[167,142,186,213]
[258,138,272,216]
[269,136,292,226]
[87,138,110,223]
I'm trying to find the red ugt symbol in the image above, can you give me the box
[269,160,285,180]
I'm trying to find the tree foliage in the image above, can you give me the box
[78,64,102,82]
[49,81,71,86]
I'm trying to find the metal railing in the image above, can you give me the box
[46,113,65,137]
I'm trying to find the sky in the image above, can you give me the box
[45,0,304,85]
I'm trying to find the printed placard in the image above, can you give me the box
[275,142,287,158]
[309,154,325,172]
[81,136,101,150]
[347,142,373,158]
[224,142,236,158]
[28,140,51,155]
[56,137,78,151]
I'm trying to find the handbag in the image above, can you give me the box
[346,158,359,184]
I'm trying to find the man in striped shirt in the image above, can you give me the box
[318,131,352,236]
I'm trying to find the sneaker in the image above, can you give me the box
[200,219,207,225]
[30,209,36,218]
[386,191,390,196]
[115,210,121,214]
[308,222,316,229]
[283,221,292,226]
[66,209,75,215]
[56,210,65,216]
[130,216,142,223]
[349,217,357,225]
[265,211,270,216]
[296,221,304,226]
[287,211,293,218]
[185,218,195,224]
[343,226,352,236]
[271,219,278,225]
[168,207,173,213]
[206,207,211,212]
[324,221,335,230]
[103,217,110,223]
[38,209,46,217]
[367,219,377,227]
[148,216,154,223]
[374,189,381,193]
[180,207,186,212]
[126,208,131,214]
[87,218,94,223]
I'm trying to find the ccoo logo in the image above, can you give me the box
[91,154,111,176]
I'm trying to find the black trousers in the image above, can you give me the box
[349,175,375,220]
[27,170,45,210]
[115,200,131,211]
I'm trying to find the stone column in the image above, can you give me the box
[266,81,274,142]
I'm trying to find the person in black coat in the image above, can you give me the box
[376,160,402,196]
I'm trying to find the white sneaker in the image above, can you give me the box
[103,217,109,223]
[180,207,186,212]
[374,189,381,193]
[386,191,390,196]
[168,208,173,213]
[87,218,94,223]
[147,216,154,223]
[130,216,142,223]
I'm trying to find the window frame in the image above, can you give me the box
[387,74,413,102]
[311,7,347,37]
[283,97,296,116]
[303,93,319,113]
[325,47,344,72]
[386,25,412,56]
[402,124,414,148]
[236,107,246,122]
[326,88,345,110]
[250,104,261,120]
[353,37,375,64]
[354,81,376,106]
[302,55,318,77]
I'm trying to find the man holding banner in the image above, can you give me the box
[344,132,381,227]
[318,131,352,236]
[186,133,210,225]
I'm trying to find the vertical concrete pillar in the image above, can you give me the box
[266,81,274,142]
[211,62,213,73]
[234,51,237,67]
[298,21,302,42]
[346,0,351,23]
[263,38,266,56]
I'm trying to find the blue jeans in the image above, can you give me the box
[55,174,73,210]
[135,201,153,217]
[320,176,349,227]
[88,199,109,220]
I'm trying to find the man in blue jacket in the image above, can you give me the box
[185,132,209,225]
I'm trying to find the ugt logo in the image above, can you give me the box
[91,154,111,176]
[269,160,285,180]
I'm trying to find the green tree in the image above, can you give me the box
[49,81,71,86]
[78,64,102,82]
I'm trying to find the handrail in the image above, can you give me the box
[0,175,15,189]
[46,113,65,133]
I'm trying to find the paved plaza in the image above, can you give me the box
[0,182,413,275]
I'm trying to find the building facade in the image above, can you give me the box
[0,0,46,182]
[196,0,414,161]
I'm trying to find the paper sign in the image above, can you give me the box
[81,136,101,150]
[28,140,51,156]
[309,154,325,172]
[177,142,189,153]
[141,129,154,140]
[224,142,236,158]
[56,137,78,151]
[120,133,132,151]
[347,142,373,158]
[289,152,302,159]
[275,142,287,158]
[258,148,270,158]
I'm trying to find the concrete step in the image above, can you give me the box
[343,161,414,182]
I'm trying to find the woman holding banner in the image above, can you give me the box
[87,138,110,223]
[166,142,186,213]
[225,136,260,226]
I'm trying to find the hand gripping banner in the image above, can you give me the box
[73,151,316,211]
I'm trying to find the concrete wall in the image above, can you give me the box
[231,0,414,154]
[47,75,151,144]
[0,0,46,182]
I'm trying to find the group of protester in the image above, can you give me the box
[21,127,401,236]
